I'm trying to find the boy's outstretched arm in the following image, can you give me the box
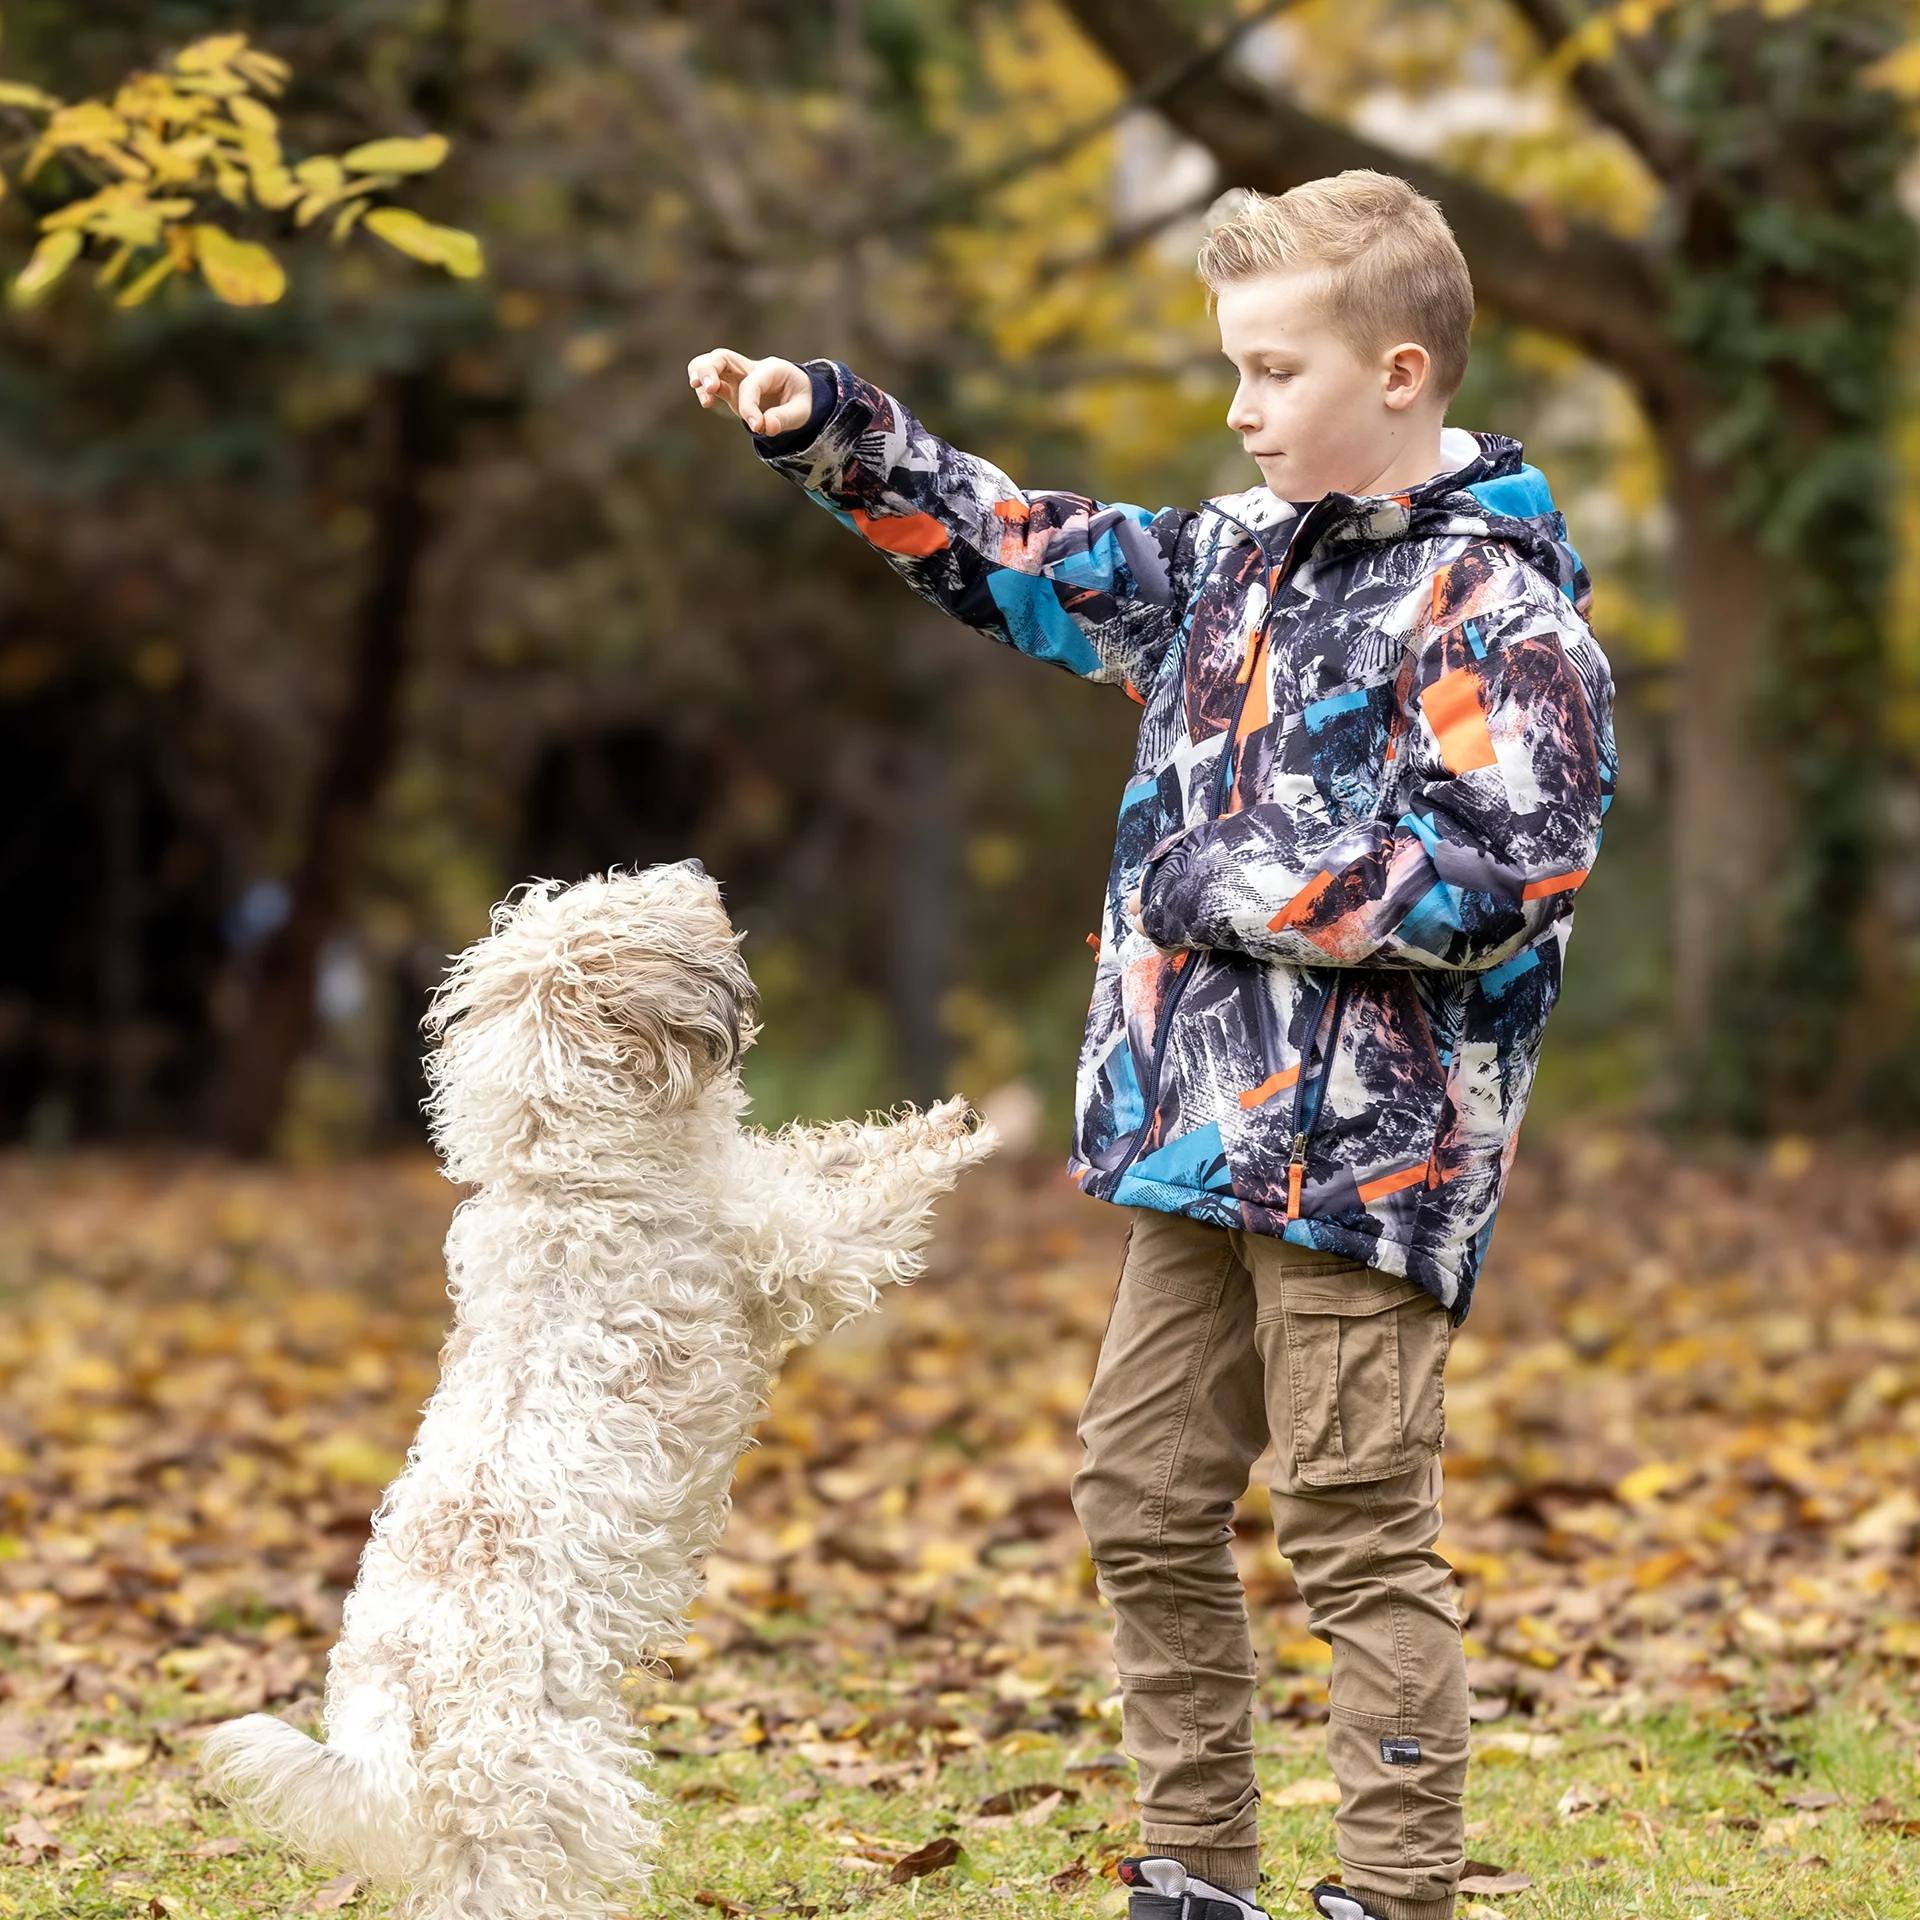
[689,348,1197,699]
[1135,587,1615,973]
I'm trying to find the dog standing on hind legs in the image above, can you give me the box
[201,864,998,1919]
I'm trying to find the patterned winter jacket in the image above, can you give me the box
[756,362,1615,1319]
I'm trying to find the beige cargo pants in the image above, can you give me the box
[1072,1210,1466,1920]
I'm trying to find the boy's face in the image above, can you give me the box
[1216,270,1435,502]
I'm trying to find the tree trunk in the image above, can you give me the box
[885,706,959,1105]
[1648,390,1787,1109]
[218,370,438,1155]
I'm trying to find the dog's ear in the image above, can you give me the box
[606,912,758,1109]
[424,866,757,1183]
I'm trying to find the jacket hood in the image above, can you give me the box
[1204,429,1592,619]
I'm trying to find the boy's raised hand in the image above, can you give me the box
[687,349,815,437]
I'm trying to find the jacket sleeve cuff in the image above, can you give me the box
[752,361,841,458]
[1138,832,1200,947]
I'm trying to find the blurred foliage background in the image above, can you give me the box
[2,0,1918,1158]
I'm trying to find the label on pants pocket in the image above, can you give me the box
[1380,1736,1422,1766]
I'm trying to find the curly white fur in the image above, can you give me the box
[201,864,996,1918]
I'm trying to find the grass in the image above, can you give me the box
[3,1666,1917,1920]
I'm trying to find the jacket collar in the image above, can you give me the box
[1199,432,1587,611]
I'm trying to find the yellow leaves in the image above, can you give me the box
[115,248,179,310]
[1879,1620,1920,1659]
[43,182,193,247]
[1267,1775,1341,1807]
[1630,1547,1695,1590]
[26,100,140,181]
[295,155,346,196]
[176,34,288,98]
[1615,1459,1696,1504]
[9,229,80,305]
[0,80,60,112]
[1271,1631,1333,1672]
[308,1432,405,1488]
[1863,39,1920,99]
[0,31,476,312]
[190,225,286,306]
[342,134,450,175]
[364,206,485,278]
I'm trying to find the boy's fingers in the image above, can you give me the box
[687,348,753,413]
[739,360,808,436]
[761,393,812,434]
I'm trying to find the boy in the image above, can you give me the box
[690,171,1613,1920]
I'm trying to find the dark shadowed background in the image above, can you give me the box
[1,0,1916,1157]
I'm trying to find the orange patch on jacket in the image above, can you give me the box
[1357,1161,1430,1204]
[1522,867,1589,900]
[1422,665,1498,774]
[1266,867,1335,933]
[1237,1064,1300,1110]
[852,508,949,557]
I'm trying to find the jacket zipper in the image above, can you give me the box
[1285,975,1346,1220]
[1108,496,1333,1186]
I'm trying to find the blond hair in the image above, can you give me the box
[1197,171,1475,398]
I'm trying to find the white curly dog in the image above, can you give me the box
[202,864,997,1918]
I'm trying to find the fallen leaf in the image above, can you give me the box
[1860,1797,1920,1837]
[5,1810,60,1863]
[977,1782,1080,1816]
[1019,1790,1066,1827]
[70,1737,150,1774]
[1268,1776,1342,1807]
[1050,1858,1094,1892]
[310,1874,360,1911]
[179,1836,245,1858]
[1781,1789,1842,1811]
[888,1836,963,1883]
[694,1894,750,1916]
[1476,1732,1563,1761]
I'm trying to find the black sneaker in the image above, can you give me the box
[1116,1858,1268,1920]
[1307,1885,1387,1920]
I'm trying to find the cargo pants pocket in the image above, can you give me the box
[1273,1277,1448,1488]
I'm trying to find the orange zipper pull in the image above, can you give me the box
[1287,1131,1306,1220]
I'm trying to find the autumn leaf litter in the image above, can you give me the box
[0,1132,1916,1914]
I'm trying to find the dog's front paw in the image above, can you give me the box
[924,1096,997,1150]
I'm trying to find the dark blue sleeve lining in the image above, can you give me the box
[751,362,839,457]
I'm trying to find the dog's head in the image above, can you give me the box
[424,863,758,1183]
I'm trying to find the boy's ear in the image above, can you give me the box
[1381,341,1434,412]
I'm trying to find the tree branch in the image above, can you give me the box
[1504,0,1693,184]
[874,0,1299,234]
[1056,0,1685,404]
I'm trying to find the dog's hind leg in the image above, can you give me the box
[403,1699,658,1920]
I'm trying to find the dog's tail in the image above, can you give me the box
[200,1678,422,1881]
